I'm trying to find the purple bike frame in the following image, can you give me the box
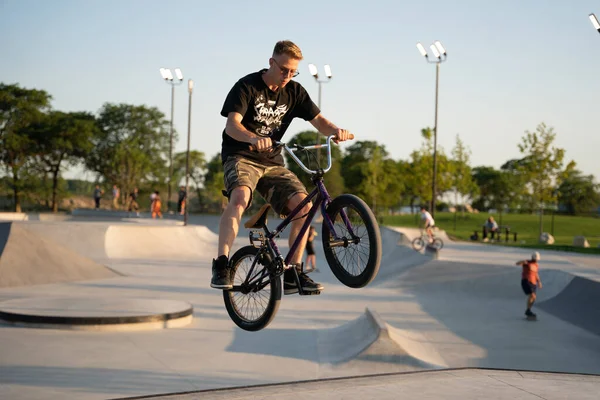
[265,179,338,266]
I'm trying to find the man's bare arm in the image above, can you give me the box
[225,112,271,151]
[225,112,256,142]
[309,113,339,136]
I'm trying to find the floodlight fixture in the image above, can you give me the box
[175,68,183,81]
[590,13,600,31]
[308,63,318,78]
[324,64,332,79]
[434,41,446,56]
[430,44,441,59]
[416,42,428,57]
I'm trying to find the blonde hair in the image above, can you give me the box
[273,40,303,60]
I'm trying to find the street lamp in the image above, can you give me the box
[184,79,194,226]
[416,40,447,219]
[590,13,600,33]
[308,63,332,161]
[159,67,184,212]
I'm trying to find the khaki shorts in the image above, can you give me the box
[223,156,308,216]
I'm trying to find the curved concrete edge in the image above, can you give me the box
[539,275,600,336]
[0,212,28,221]
[317,307,446,368]
[0,314,193,332]
[365,307,447,368]
[0,297,194,332]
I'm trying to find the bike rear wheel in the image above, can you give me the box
[223,245,281,332]
[412,237,425,251]
[322,194,381,288]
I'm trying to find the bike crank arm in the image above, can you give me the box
[328,236,360,248]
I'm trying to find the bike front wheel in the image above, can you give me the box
[322,194,382,288]
[412,237,425,251]
[223,245,282,332]
[431,238,444,250]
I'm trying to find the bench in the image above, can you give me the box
[473,225,518,242]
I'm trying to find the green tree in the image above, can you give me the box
[85,103,171,205]
[449,134,478,209]
[516,123,565,236]
[449,134,478,229]
[202,153,226,212]
[284,130,345,198]
[407,128,451,212]
[341,140,393,213]
[0,83,52,211]
[28,111,97,211]
[557,162,600,215]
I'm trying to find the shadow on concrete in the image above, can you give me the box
[0,365,261,396]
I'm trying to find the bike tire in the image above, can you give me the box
[412,237,425,251]
[432,238,444,250]
[322,194,382,288]
[223,245,282,332]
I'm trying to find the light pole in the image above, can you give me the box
[416,41,447,219]
[184,79,194,226]
[159,67,184,212]
[590,13,600,33]
[308,63,332,161]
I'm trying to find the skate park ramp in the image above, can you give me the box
[317,307,446,369]
[0,222,118,288]
[1,215,600,399]
[369,227,432,285]
[538,276,600,336]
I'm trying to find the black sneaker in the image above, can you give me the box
[284,265,324,295]
[525,309,536,317]
[211,255,232,289]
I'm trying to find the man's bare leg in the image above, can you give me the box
[287,193,311,265]
[218,186,251,258]
[527,293,536,310]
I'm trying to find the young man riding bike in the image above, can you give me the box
[211,40,353,294]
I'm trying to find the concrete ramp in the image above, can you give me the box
[105,225,218,261]
[0,222,118,288]
[397,260,575,302]
[20,222,111,262]
[317,307,446,369]
[539,276,600,336]
[371,227,431,286]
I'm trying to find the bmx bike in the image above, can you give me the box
[223,135,382,331]
[411,229,444,251]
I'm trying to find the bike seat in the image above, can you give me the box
[244,204,272,229]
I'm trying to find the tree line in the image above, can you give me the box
[1,83,599,218]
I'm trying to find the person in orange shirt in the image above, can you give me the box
[151,191,163,219]
[516,252,543,318]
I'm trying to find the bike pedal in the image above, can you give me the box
[299,290,321,296]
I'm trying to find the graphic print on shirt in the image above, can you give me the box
[253,94,288,137]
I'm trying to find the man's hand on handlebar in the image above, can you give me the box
[332,129,354,144]
[249,137,273,152]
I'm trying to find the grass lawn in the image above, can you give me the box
[381,212,600,255]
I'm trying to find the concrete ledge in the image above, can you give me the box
[0,297,193,331]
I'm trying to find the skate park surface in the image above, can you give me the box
[0,211,599,399]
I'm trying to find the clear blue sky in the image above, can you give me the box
[1,0,599,181]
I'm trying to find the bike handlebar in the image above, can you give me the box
[249,134,354,175]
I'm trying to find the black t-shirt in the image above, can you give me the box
[220,69,320,166]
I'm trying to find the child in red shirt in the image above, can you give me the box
[516,252,543,318]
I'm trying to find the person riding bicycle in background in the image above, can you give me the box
[210,40,353,294]
[420,206,435,243]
